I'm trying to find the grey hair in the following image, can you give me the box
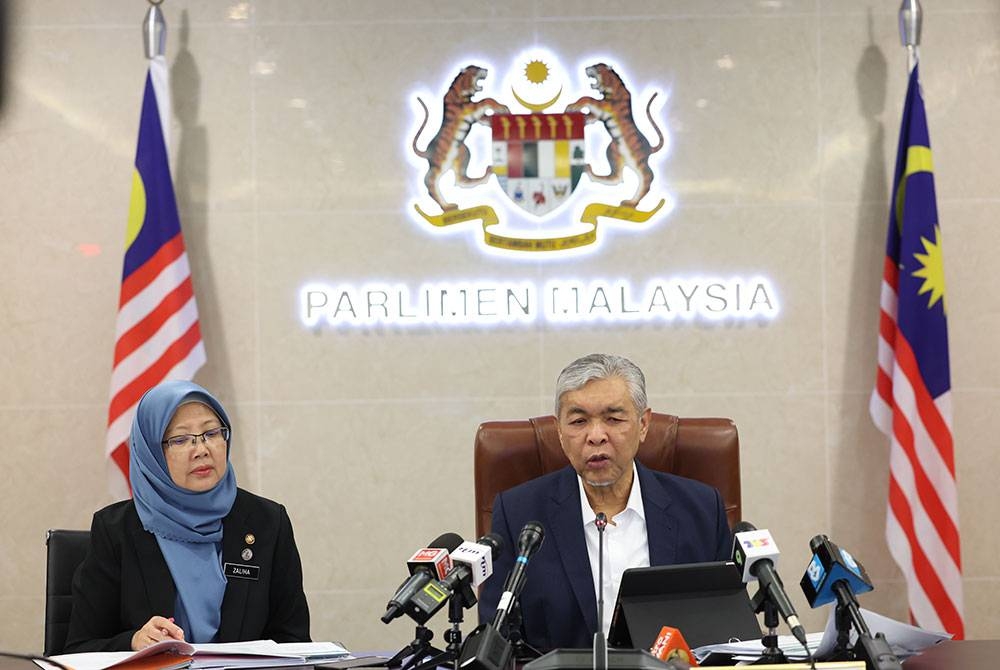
[554,353,647,416]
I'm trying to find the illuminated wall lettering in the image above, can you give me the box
[299,277,778,328]
[296,52,784,332]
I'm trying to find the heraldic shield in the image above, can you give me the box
[491,111,586,217]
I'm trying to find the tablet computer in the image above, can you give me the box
[607,560,761,650]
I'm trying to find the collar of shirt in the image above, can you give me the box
[576,460,646,527]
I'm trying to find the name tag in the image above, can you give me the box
[224,562,260,580]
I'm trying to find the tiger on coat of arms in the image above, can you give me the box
[565,63,664,209]
[412,65,510,212]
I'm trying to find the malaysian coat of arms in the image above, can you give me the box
[410,53,667,252]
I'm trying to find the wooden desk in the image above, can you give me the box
[903,640,1000,669]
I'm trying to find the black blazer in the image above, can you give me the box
[65,488,311,652]
[478,462,732,651]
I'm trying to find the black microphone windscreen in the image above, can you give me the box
[809,534,828,552]
[429,532,465,552]
[733,521,757,534]
[478,532,504,558]
[517,521,545,556]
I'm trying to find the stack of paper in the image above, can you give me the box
[41,640,350,670]
[692,632,823,663]
[691,608,951,664]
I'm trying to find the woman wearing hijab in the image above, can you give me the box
[65,381,310,652]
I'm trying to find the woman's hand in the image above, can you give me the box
[130,616,185,650]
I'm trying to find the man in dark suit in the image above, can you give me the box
[478,354,732,651]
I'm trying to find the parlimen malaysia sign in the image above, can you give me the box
[299,49,780,328]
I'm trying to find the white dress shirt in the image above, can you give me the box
[578,462,650,636]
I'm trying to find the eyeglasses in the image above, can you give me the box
[161,426,230,450]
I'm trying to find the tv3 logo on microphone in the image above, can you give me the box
[741,537,771,549]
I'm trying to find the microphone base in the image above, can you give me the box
[524,648,685,670]
[749,648,788,665]
[458,625,513,670]
[854,633,903,670]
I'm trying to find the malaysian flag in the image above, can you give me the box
[870,65,963,638]
[105,55,206,498]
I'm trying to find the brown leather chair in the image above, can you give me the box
[474,413,741,537]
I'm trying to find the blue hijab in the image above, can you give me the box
[129,380,237,643]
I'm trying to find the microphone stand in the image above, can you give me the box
[592,513,609,670]
[750,588,789,665]
[507,601,543,662]
[524,513,680,670]
[828,582,902,670]
[408,577,479,670]
[383,624,445,670]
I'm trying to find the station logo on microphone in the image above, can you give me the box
[807,555,825,587]
[407,48,671,253]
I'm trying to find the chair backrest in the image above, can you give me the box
[44,529,91,657]
[474,413,741,537]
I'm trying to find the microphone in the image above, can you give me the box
[731,521,809,651]
[459,522,545,670]
[800,534,873,609]
[593,512,609,670]
[800,535,902,670]
[381,532,463,624]
[492,521,545,631]
[402,534,505,624]
[650,626,696,667]
[448,534,504,588]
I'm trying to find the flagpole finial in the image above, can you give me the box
[143,0,166,60]
[899,0,921,72]
[899,0,922,46]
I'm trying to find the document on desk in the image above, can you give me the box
[691,608,951,664]
[813,607,950,659]
[40,640,350,670]
[692,631,824,663]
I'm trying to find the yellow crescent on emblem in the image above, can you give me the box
[511,85,563,112]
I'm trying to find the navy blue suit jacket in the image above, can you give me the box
[478,462,732,651]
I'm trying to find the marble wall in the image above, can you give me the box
[1,0,998,653]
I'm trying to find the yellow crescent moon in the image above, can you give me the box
[511,85,563,112]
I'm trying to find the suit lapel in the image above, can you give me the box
[217,492,250,642]
[127,512,177,617]
[639,463,677,565]
[547,468,599,635]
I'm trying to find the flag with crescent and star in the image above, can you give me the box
[869,64,963,639]
[105,55,206,498]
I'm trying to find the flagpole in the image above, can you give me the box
[898,0,922,74]
[143,0,166,60]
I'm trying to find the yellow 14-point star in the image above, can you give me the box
[524,60,550,85]
[912,224,947,313]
